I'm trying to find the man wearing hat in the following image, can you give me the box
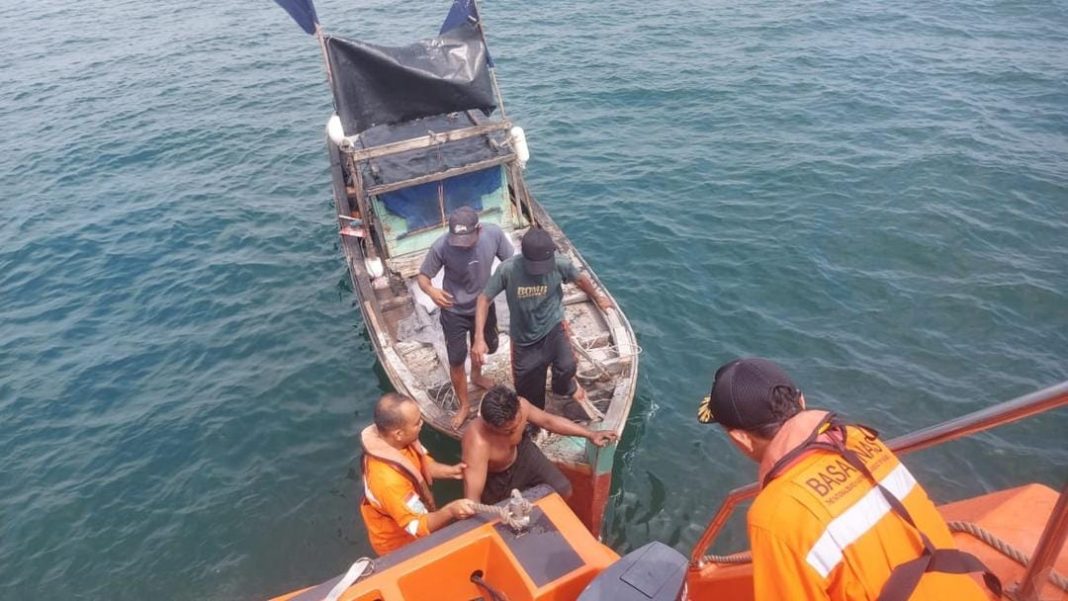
[696,358,995,601]
[471,228,611,412]
[418,207,514,430]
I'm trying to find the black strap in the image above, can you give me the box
[762,413,837,488]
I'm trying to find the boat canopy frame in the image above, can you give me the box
[337,116,535,261]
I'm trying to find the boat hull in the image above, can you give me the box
[271,487,619,601]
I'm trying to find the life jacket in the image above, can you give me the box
[360,425,437,513]
[763,413,1002,601]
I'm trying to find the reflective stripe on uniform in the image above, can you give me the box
[806,462,918,578]
[404,491,428,514]
[363,477,380,508]
[404,519,421,536]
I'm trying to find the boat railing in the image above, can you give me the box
[689,380,1068,578]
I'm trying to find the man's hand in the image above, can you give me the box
[586,430,618,447]
[447,498,477,520]
[428,287,454,309]
[440,462,466,480]
[471,338,488,364]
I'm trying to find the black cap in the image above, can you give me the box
[521,228,556,275]
[697,358,799,430]
[447,207,480,247]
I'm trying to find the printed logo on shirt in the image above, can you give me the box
[516,285,548,299]
[802,437,891,505]
[404,492,428,515]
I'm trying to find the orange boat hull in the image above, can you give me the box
[272,490,618,601]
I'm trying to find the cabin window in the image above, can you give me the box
[371,166,516,257]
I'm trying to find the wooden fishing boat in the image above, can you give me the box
[278,0,638,535]
[271,382,1067,601]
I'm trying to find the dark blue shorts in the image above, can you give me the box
[440,305,499,366]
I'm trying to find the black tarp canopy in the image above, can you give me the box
[325,23,496,135]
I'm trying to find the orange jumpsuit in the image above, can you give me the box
[748,413,992,600]
[359,427,437,556]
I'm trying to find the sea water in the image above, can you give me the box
[1,0,1066,597]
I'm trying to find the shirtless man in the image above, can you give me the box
[461,384,617,504]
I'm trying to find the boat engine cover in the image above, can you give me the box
[577,541,687,601]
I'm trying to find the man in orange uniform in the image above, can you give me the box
[360,393,477,555]
[697,358,999,600]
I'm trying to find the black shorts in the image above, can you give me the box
[511,321,577,410]
[481,436,572,505]
[440,306,499,367]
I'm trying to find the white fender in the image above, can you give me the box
[365,257,384,279]
[326,114,346,146]
[510,126,530,167]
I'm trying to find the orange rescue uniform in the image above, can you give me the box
[748,412,991,600]
[359,428,437,556]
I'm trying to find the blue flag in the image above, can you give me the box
[440,0,493,67]
[274,0,319,35]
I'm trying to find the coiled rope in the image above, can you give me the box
[701,551,752,565]
[701,522,1068,593]
[469,489,533,532]
[946,520,1068,593]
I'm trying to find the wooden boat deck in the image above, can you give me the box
[369,227,636,466]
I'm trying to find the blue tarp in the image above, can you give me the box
[273,0,319,35]
[439,0,494,67]
[379,167,501,232]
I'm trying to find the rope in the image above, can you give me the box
[470,489,533,532]
[701,551,752,565]
[573,338,643,381]
[700,521,1068,594]
[947,520,1068,593]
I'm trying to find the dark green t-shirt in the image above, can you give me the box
[484,253,579,344]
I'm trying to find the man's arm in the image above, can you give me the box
[461,429,490,502]
[427,458,466,480]
[372,480,474,539]
[495,228,515,261]
[574,273,612,312]
[470,294,493,364]
[425,499,476,533]
[525,399,617,447]
[416,273,454,309]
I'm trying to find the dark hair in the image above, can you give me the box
[374,393,413,433]
[747,385,803,439]
[480,385,519,428]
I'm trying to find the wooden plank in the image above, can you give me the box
[349,121,512,162]
[365,155,516,197]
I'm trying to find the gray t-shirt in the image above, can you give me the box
[419,224,514,316]
[483,253,580,345]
